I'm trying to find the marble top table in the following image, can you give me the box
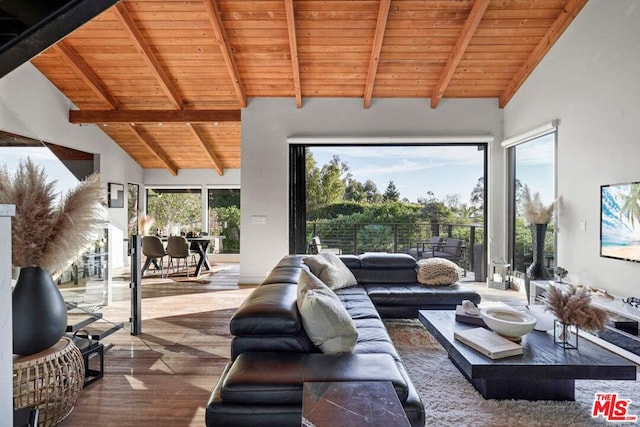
[302,381,410,426]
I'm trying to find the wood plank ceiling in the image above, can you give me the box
[29,0,588,176]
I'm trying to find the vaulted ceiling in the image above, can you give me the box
[27,0,588,176]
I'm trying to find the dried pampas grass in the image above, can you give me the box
[544,284,609,333]
[0,158,105,274]
[520,185,561,224]
[138,213,155,236]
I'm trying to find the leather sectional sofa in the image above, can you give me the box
[206,252,481,426]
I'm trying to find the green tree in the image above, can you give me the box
[147,190,201,234]
[363,179,381,203]
[454,203,475,224]
[383,181,400,202]
[344,178,381,203]
[211,206,240,252]
[306,152,347,212]
[444,194,461,211]
[344,179,365,202]
[470,176,484,213]
[420,199,451,223]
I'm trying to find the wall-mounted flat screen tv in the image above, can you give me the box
[601,181,640,262]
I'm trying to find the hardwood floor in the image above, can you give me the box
[60,264,254,427]
[59,266,523,426]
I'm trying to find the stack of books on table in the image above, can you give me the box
[454,327,523,359]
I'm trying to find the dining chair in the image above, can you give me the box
[166,236,194,277]
[142,236,168,277]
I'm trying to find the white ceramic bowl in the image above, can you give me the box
[480,307,537,339]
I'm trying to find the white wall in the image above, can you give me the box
[0,63,144,270]
[503,0,640,297]
[241,97,504,284]
[144,168,240,187]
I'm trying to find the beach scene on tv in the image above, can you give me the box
[601,182,640,262]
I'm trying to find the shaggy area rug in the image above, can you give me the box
[385,320,640,427]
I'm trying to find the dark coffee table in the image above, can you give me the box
[302,381,411,427]
[419,310,637,401]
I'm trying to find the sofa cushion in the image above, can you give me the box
[334,286,381,320]
[338,254,361,269]
[351,268,419,284]
[274,255,307,269]
[230,283,301,336]
[219,352,408,404]
[297,270,358,354]
[347,253,418,284]
[303,252,358,290]
[416,257,460,285]
[359,252,417,269]
[364,283,481,308]
[262,266,304,285]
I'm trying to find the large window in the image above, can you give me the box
[208,189,240,254]
[508,131,557,275]
[146,188,201,236]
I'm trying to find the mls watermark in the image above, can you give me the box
[592,393,637,423]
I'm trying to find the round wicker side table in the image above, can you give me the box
[13,337,85,427]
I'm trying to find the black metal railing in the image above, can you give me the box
[306,221,485,270]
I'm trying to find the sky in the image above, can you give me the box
[310,145,484,205]
[0,146,80,196]
[513,133,556,205]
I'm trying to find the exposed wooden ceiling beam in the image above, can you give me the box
[126,124,178,176]
[53,40,118,110]
[189,125,224,176]
[364,0,391,109]
[431,0,490,109]
[284,0,302,108]
[112,3,183,110]
[69,109,241,124]
[203,0,247,108]
[499,0,589,108]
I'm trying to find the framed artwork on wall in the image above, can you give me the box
[108,182,124,208]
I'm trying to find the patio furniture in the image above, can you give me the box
[420,238,467,273]
[308,236,342,255]
[409,236,442,259]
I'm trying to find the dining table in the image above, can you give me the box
[141,235,223,277]
[186,236,220,276]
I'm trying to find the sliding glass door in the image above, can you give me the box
[289,143,488,280]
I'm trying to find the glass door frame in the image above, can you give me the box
[506,128,558,277]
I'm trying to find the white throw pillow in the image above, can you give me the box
[303,252,358,290]
[296,270,358,354]
[416,257,460,285]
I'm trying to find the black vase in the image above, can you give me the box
[526,223,551,280]
[12,267,68,355]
